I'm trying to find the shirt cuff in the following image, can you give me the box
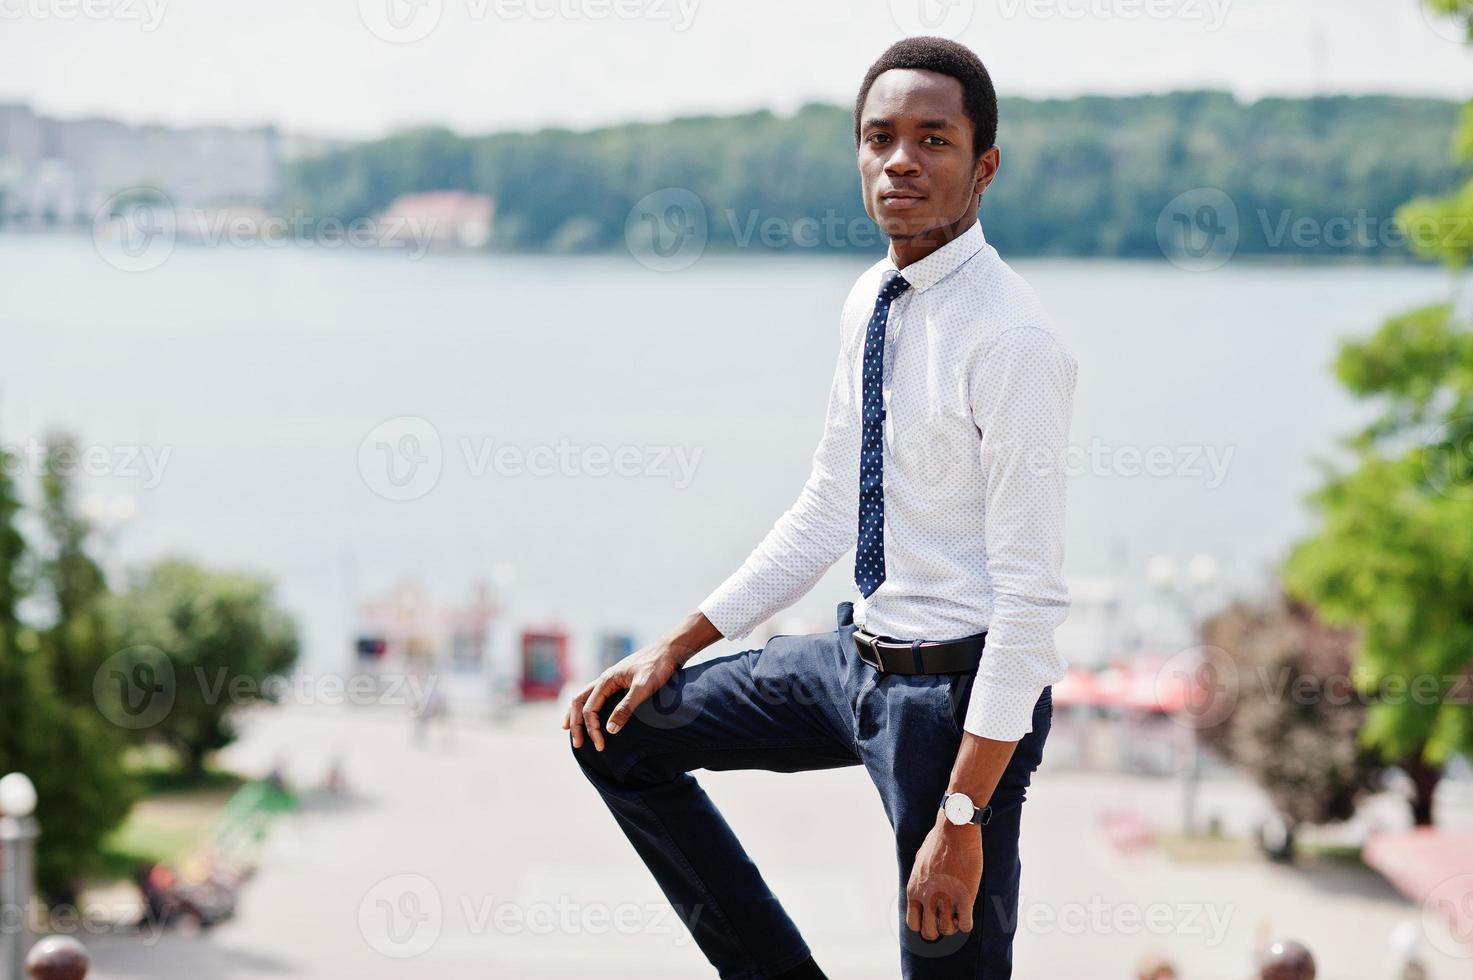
[961,677,1048,742]
[697,576,765,641]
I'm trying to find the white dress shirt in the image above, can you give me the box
[699,218,1077,741]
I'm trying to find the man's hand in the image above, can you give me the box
[905,812,983,941]
[562,643,680,751]
[905,729,1016,939]
[561,610,722,752]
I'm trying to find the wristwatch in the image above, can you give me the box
[940,791,993,827]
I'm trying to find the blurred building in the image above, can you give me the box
[378,190,495,250]
[0,102,286,223]
[352,579,509,715]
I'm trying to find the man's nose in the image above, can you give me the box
[884,140,921,175]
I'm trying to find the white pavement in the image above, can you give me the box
[82,701,1471,979]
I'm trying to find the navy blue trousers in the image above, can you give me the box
[571,601,1052,979]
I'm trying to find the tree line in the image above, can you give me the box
[287,91,1468,259]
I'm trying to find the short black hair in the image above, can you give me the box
[853,36,998,159]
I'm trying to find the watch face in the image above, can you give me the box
[943,793,974,825]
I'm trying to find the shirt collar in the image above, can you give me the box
[884,219,987,294]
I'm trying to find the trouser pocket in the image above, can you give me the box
[943,671,976,736]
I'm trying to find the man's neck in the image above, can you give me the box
[887,211,978,269]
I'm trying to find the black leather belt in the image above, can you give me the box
[851,627,986,675]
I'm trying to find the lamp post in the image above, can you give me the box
[0,773,39,980]
[1146,555,1219,836]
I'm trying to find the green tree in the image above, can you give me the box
[0,441,136,903]
[1282,334,1473,825]
[1284,5,1473,825]
[105,559,300,778]
[35,434,111,706]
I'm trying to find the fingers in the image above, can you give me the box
[568,666,670,751]
[582,675,626,752]
[564,682,594,748]
[605,680,651,736]
[933,892,957,937]
[919,890,940,941]
[906,885,970,941]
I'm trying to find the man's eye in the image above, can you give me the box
[924,136,948,146]
[867,133,890,144]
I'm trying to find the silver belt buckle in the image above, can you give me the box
[853,628,886,673]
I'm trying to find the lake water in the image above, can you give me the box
[1,234,1455,675]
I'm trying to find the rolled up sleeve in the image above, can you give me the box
[962,326,1077,741]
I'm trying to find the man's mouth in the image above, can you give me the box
[880,190,926,210]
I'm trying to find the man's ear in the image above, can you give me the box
[973,146,1001,198]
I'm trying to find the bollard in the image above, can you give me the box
[24,937,88,980]
[1259,938,1316,980]
[2,820,39,980]
[1,816,41,980]
[0,772,41,980]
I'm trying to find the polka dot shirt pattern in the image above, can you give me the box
[699,219,1077,742]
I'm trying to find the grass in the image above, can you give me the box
[1299,840,1366,865]
[1156,831,1257,862]
[92,752,249,883]
[132,764,246,797]
[1155,831,1367,868]
[98,824,203,880]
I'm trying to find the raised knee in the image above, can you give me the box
[568,700,632,780]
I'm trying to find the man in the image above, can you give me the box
[564,35,1077,979]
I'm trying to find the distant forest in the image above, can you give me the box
[287,92,1469,259]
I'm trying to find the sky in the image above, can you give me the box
[0,0,1468,138]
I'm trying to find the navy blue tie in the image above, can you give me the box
[855,269,910,598]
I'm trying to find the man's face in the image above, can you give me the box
[856,68,998,241]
